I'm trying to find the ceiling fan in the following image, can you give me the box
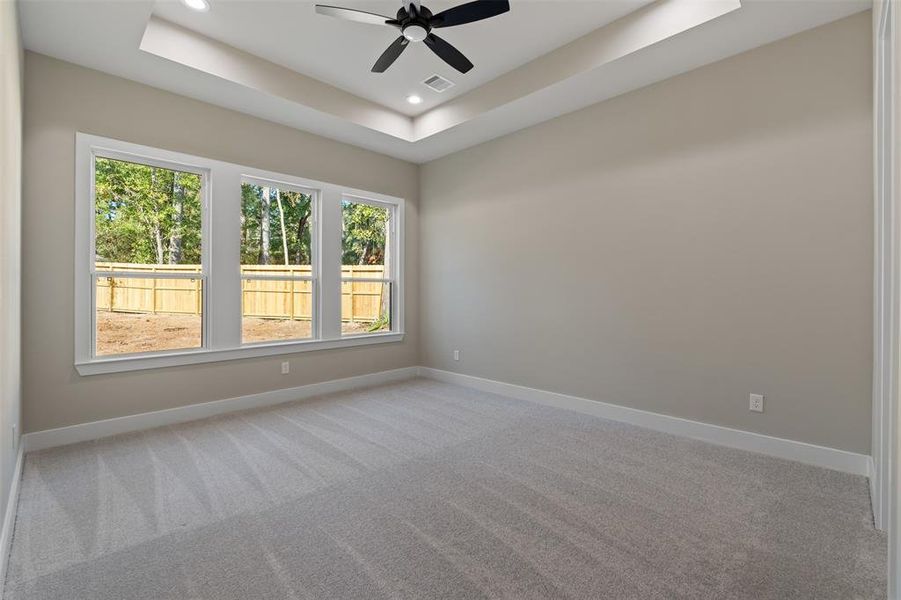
[314,0,510,74]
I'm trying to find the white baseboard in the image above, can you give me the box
[19,364,871,479]
[0,445,24,599]
[22,367,419,453]
[418,367,871,477]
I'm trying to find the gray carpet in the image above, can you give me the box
[4,378,886,599]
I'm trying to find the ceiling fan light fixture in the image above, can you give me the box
[402,24,428,42]
[315,0,509,73]
[181,0,210,11]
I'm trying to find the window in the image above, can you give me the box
[241,179,316,344]
[92,156,206,356]
[341,198,394,336]
[76,134,404,374]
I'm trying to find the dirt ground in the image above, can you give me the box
[96,311,383,355]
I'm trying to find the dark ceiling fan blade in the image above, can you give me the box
[315,5,395,26]
[423,33,473,73]
[430,0,509,28]
[372,36,410,72]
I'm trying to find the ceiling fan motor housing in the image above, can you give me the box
[398,5,432,42]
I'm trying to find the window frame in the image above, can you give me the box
[340,194,399,337]
[239,175,320,345]
[75,133,404,375]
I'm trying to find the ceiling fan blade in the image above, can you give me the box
[430,0,509,28]
[423,33,473,73]
[315,5,394,26]
[372,36,410,73]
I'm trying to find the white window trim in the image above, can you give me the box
[75,133,405,376]
[340,194,401,337]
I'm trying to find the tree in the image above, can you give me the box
[285,190,312,265]
[342,201,387,265]
[168,172,184,264]
[275,189,289,266]
[260,186,271,265]
[240,183,312,266]
[94,157,201,265]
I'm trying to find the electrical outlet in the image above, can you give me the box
[453,349,460,361]
[281,361,290,375]
[749,393,764,413]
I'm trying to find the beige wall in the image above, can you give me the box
[22,12,874,455]
[22,52,419,433]
[0,0,23,516]
[420,13,873,453]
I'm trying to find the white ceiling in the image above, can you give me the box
[151,0,653,116]
[19,0,870,163]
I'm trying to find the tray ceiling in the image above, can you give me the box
[20,0,869,162]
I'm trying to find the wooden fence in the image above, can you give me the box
[95,263,387,323]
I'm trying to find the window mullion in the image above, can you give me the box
[319,187,342,340]
[206,165,242,350]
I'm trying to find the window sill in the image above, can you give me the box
[75,332,405,376]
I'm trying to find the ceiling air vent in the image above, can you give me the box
[423,74,455,93]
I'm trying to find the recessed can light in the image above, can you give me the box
[181,0,210,11]
[407,94,423,105]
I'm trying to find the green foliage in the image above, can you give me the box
[241,183,312,265]
[342,201,388,265]
[94,159,388,273]
[94,157,202,264]
[367,311,390,332]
